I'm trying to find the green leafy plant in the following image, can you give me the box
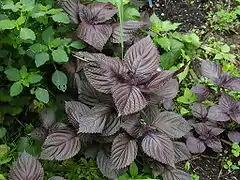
[232,143,240,157]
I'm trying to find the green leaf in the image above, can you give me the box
[177,88,197,104]
[154,37,170,51]
[27,74,42,84]
[15,16,25,26]
[47,8,63,15]
[20,28,36,41]
[221,44,230,53]
[124,6,140,20]
[19,66,28,79]
[52,12,70,24]
[0,20,16,30]
[35,87,49,103]
[10,82,23,97]
[184,161,191,171]
[2,1,18,12]
[52,70,68,92]
[129,162,138,177]
[0,127,7,139]
[4,68,21,81]
[182,33,201,47]
[0,144,9,157]
[29,43,48,54]
[52,48,68,62]
[42,26,54,44]
[35,52,49,67]
[0,174,6,180]
[20,0,35,11]
[69,41,86,49]
[177,62,190,83]
[214,53,223,60]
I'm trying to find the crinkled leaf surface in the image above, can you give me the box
[60,0,80,24]
[142,133,175,167]
[124,36,159,76]
[9,152,44,180]
[205,138,222,152]
[102,114,121,136]
[152,111,191,138]
[201,60,221,83]
[111,133,138,169]
[121,115,144,138]
[40,127,81,160]
[186,136,206,154]
[192,103,207,119]
[112,83,147,116]
[207,105,230,122]
[222,77,240,91]
[228,131,240,143]
[173,142,191,163]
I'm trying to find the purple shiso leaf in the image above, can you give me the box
[192,103,208,119]
[186,136,206,154]
[218,93,236,112]
[59,0,81,24]
[191,85,211,101]
[222,77,240,91]
[228,131,240,143]
[207,105,230,122]
[205,138,222,152]
[201,60,221,83]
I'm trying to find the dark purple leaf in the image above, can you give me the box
[77,22,112,51]
[219,93,236,112]
[124,36,159,76]
[40,127,81,160]
[142,133,175,167]
[193,123,209,136]
[102,114,121,136]
[9,152,44,180]
[121,115,144,138]
[83,2,118,24]
[209,127,224,136]
[80,52,125,93]
[77,105,110,133]
[111,21,147,43]
[207,105,230,122]
[222,77,240,91]
[230,103,240,124]
[162,169,191,180]
[112,83,147,116]
[192,103,207,119]
[186,136,206,153]
[191,85,211,101]
[141,105,159,122]
[31,127,48,141]
[111,133,138,169]
[228,131,240,143]
[163,99,175,111]
[65,101,90,128]
[150,79,179,103]
[205,138,222,152]
[173,142,191,163]
[152,111,191,138]
[201,60,221,83]
[59,0,80,24]
[97,150,122,179]
[39,109,56,129]
[146,71,174,91]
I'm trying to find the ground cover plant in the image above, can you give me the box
[0,0,240,180]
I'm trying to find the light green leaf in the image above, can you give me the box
[10,82,23,97]
[129,162,138,177]
[182,33,201,47]
[20,28,36,41]
[52,70,68,92]
[214,53,223,60]
[0,174,6,180]
[20,0,35,11]
[223,53,235,60]
[124,6,140,20]
[52,12,70,24]
[0,127,7,139]
[29,43,48,54]
[19,66,28,79]
[177,88,197,104]
[15,16,25,26]
[47,8,63,15]
[70,41,86,49]
[52,48,68,62]
[0,20,16,30]
[4,68,21,81]
[35,52,49,67]
[0,144,9,157]
[35,87,49,103]
[42,26,54,44]
[154,37,171,51]
[177,62,190,83]
[27,74,42,84]
[2,1,18,12]
[32,12,46,18]
[221,44,230,53]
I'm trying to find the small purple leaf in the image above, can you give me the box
[173,142,191,163]
[191,85,211,101]
[228,131,240,143]
[9,152,44,180]
[111,133,138,169]
[121,115,144,138]
[60,0,80,24]
[219,93,236,112]
[192,103,208,119]
[186,136,206,153]
[205,138,222,152]
[207,105,230,122]
[142,133,175,167]
[222,77,240,91]
[201,60,221,83]
[102,114,121,136]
